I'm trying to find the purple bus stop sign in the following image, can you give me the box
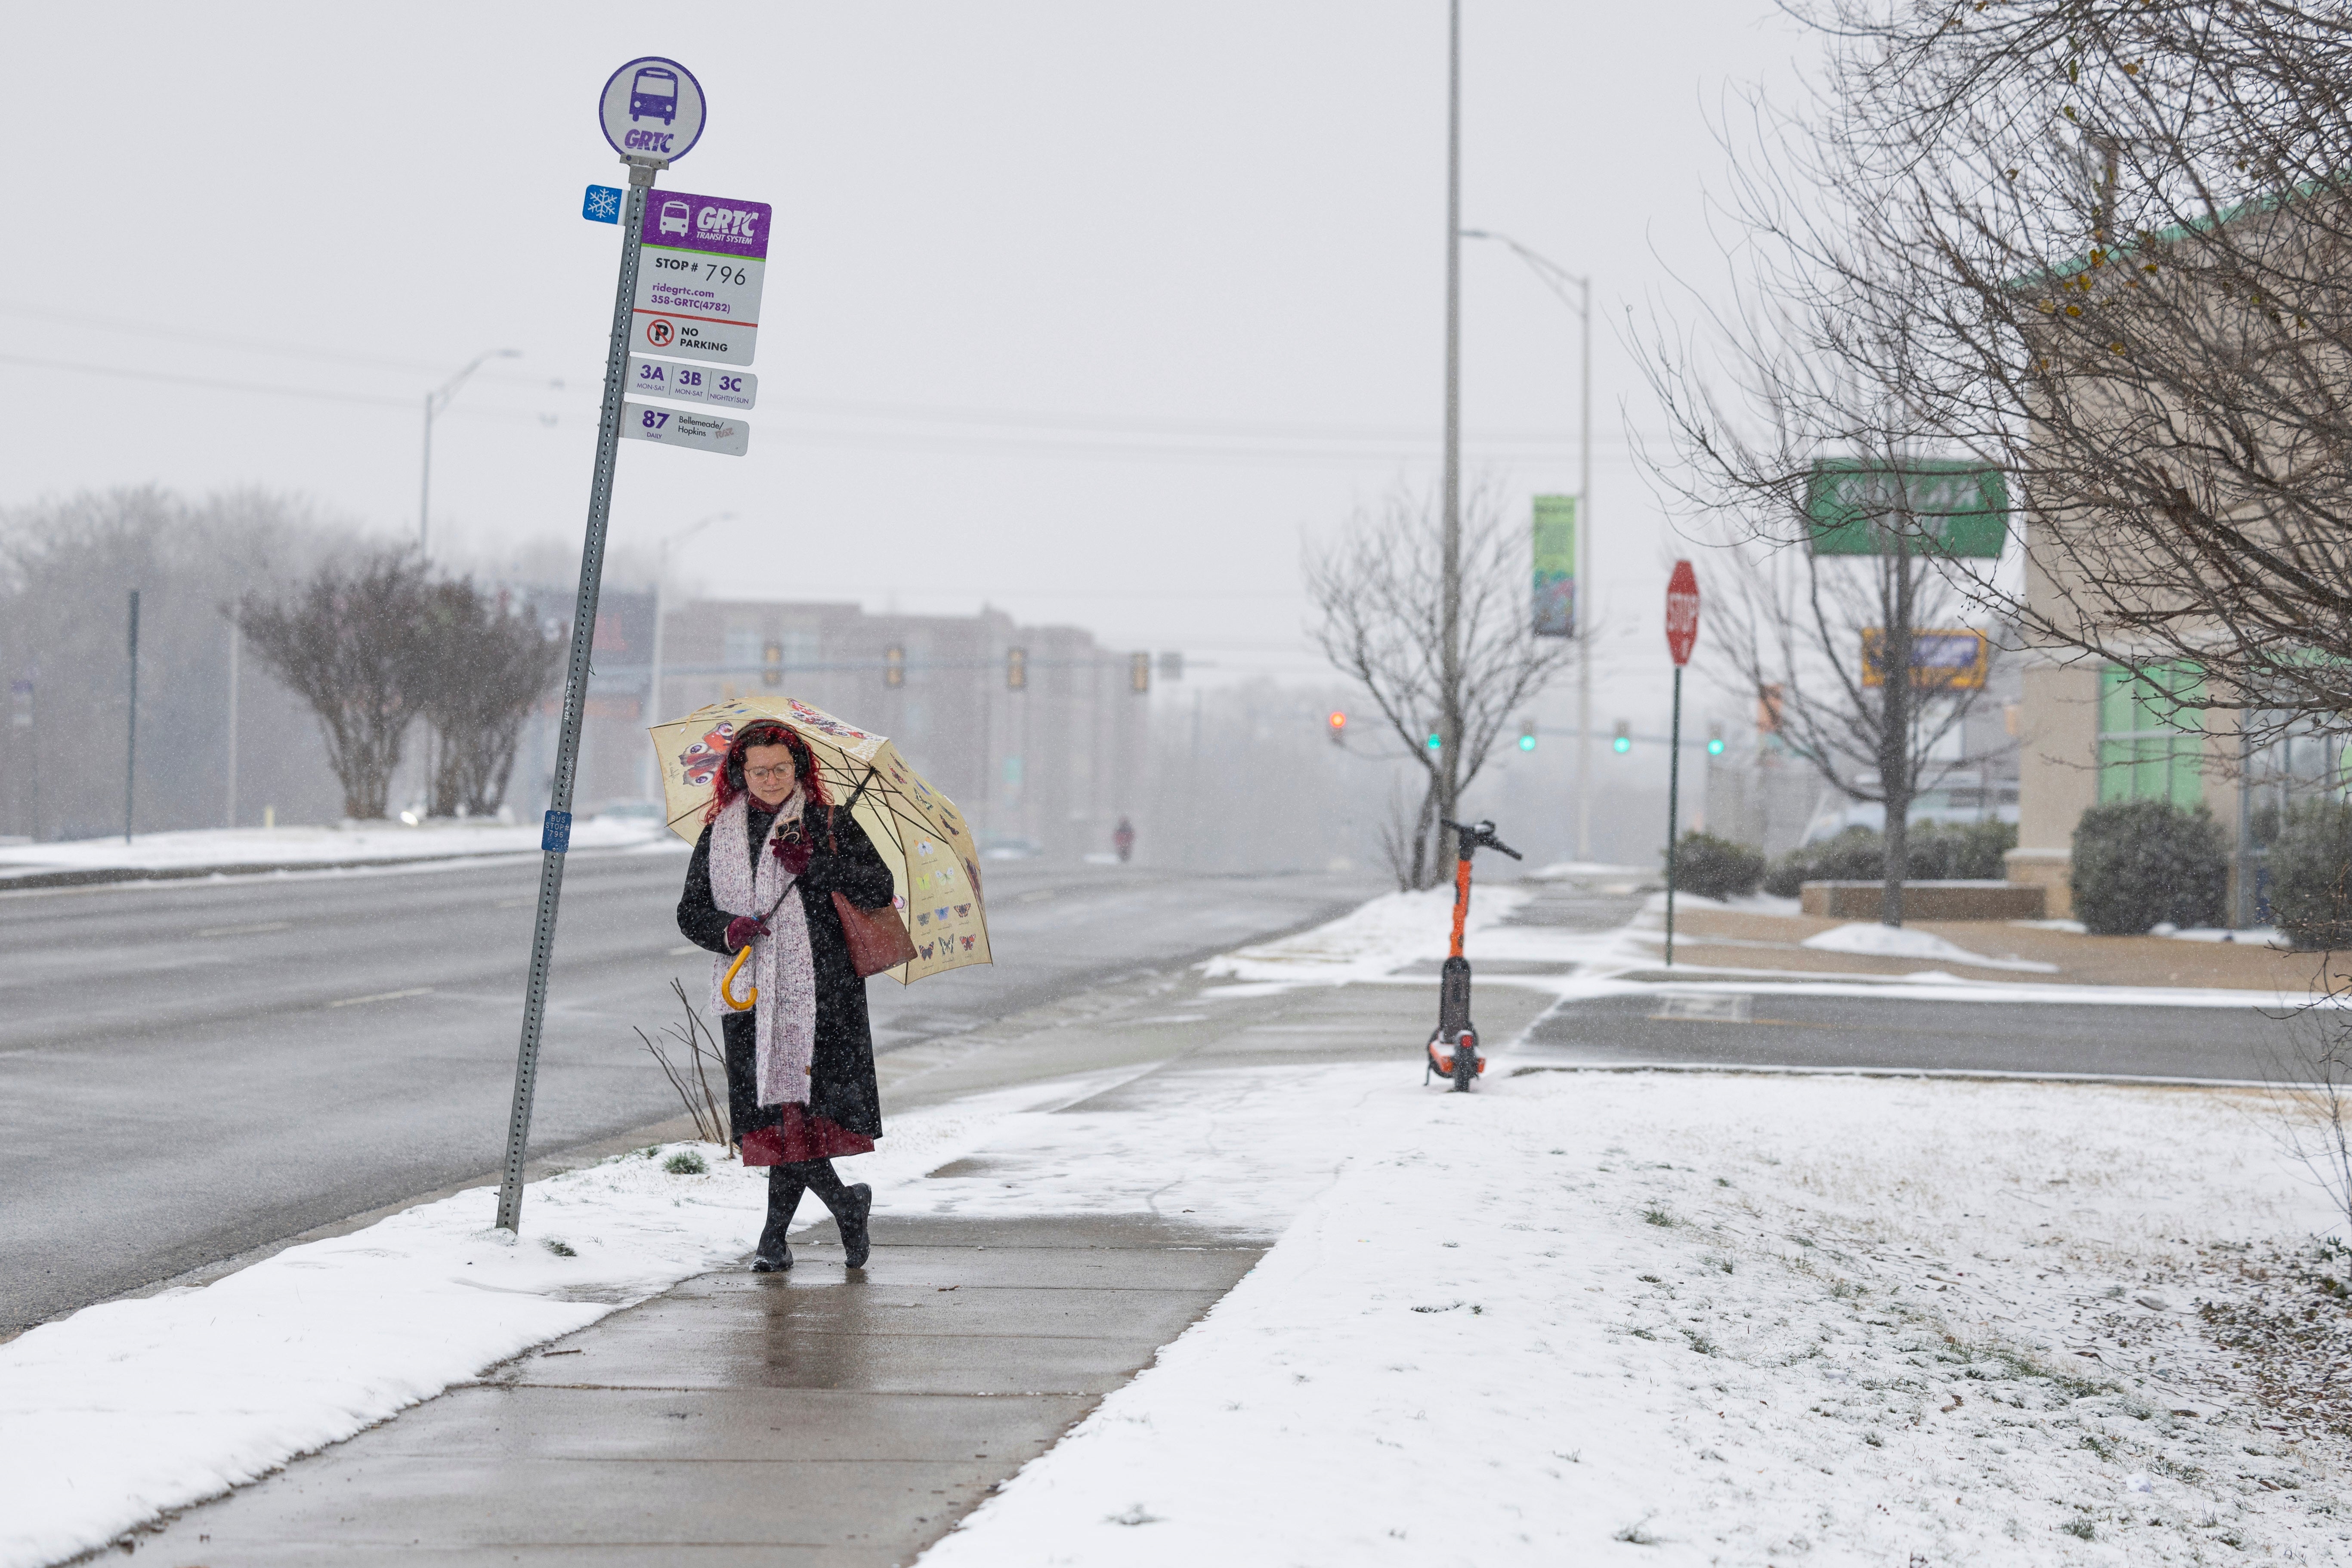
[599,56,707,164]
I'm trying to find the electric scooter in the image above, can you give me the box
[1425,817,1521,1092]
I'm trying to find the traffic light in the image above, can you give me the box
[1518,717,1537,752]
[1426,729,1443,752]
[761,639,783,688]
[1006,647,1027,690]
[1612,719,1631,755]
[884,645,905,689]
[1706,722,1725,757]
[1326,710,1348,745]
[1130,651,1151,694]
[1158,650,1184,682]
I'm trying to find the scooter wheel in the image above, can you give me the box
[1451,1030,1479,1093]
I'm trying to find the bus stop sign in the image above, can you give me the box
[1665,559,1700,667]
[599,56,707,164]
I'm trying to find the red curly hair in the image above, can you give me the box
[704,720,831,823]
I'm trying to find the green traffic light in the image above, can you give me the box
[1518,733,1536,752]
[1613,736,1631,754]
[1427,732,1442,751]
[1707,738,1725,756]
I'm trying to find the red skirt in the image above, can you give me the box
[739,1103,876,1166]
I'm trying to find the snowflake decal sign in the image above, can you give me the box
[581,185,623,224]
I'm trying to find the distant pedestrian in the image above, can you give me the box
[1113,816,1135,863]
[676,719,897,1272]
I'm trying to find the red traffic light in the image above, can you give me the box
[1327,711,1347,733]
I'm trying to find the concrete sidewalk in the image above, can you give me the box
[105,922,1561,1566]
[120,1217,1256,1566]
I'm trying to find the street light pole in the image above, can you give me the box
[1439,0,1463,833]
[420,349,521,556]
[1460,228,1594,858]
[643,510,734,799]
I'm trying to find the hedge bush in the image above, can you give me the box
[1667,832,1766,901]
[1760,820,2019,897]
[2269,799,2352,951]
[2069,800,2228,936]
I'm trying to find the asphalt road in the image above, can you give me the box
[0,846,1375,1333]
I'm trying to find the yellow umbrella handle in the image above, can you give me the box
[723,943,758,1011]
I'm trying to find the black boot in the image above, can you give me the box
[753,1167,804,1273]
[791,1160,875,1269]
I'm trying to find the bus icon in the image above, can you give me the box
[630,67,679,125]
[659,200,689,237]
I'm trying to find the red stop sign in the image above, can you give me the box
[1665,560,1700,666]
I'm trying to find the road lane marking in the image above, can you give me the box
[327,987,435,1008]
[494,898,532,910]
[193,921,295,938]
[669,945,702,956]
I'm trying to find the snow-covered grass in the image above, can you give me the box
[0,816,678,878]
[1801,920,2061,973]
[919,1068,2352,1566]
[0,1074,1103,1568]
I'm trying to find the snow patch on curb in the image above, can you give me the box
[1799,921,2061,973]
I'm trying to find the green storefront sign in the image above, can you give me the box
[1805,459,2009,558]
[1531,494,1577,638]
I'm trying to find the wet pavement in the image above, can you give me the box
[120,1217,1257,1566]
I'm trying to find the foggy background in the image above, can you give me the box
[0,1,1821,872]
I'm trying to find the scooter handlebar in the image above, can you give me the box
[1440,818,1523,860]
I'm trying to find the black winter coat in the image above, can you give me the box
[676,801,896,1138]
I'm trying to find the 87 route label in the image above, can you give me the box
[621,400,748,457]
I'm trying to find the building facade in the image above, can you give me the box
[518,593,1149,862]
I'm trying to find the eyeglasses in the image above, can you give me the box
[745,764,796,783]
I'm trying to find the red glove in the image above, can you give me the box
[771,838,814,877]
[724,916,766,951]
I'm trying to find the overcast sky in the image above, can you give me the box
[6,1,1814,711]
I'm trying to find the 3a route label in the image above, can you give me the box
[629,355,756,410]
[630,190,770,367]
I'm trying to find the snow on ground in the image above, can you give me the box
[1800,920,2061,973]
[0,1073,1112,1568]
[1199,883,1654,999]
[0,816,677,878]
[918,1066,2352,1567]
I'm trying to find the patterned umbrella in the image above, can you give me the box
[648,695,992,984]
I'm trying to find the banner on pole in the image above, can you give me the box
[1860,627,1989,689]
[1531,495,1577,638]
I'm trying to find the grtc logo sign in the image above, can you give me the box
[696,206,762,244]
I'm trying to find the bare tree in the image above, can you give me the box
[1309,482,1577,889]
[1700,526,2001,923]
[414,580,563,817]
[239,550,430,820]
[1639,0,2352,748]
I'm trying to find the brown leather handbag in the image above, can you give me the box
[832,889,917,976]
[825,808,918,976]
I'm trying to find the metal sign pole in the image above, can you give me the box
[1665,665,1682,966]
[124,590,139,844]
[495,161,660,1232]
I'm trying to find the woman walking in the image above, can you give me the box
[677,719,896,1271]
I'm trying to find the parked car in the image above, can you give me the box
[979,832,1042,861]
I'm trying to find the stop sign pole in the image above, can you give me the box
[1663,560,1701,965]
